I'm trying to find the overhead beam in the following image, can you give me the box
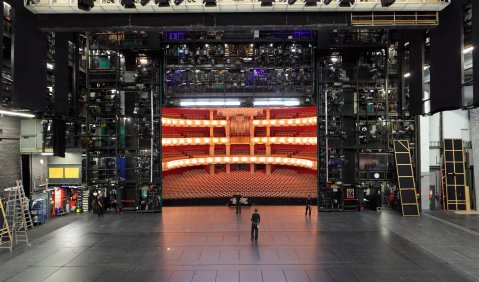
[36,13,351,32]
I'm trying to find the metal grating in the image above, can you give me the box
[351,11,439,26]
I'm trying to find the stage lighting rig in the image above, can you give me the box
[121,0,136,8]
[338,0,354,7]
[78,0,94,11]
[381,0,395,7]
[203,0,216,7]
[155,0,170,6]
[260,0,274,7]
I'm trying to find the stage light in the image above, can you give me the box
[203,0,216,6]
[121,0,136,8]
[288,0,296,5]
[381,0,395,7]
[155,0,170,6]
[463,46,474,54]
[338,0,354,7]
[174,0,184,5]
[141,0,150,5]
[261,0,274,6]
[322,0,332,4]
[78,0,94,11]
[304,0,316,6]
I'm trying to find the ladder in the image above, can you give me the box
[0,198,13,252]
[5,181,34,246]
[393,140,420,216]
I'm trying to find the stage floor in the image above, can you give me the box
[0,206,478,281]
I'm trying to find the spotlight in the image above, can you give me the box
[288,0,296,4]
[155,0,170,5]
[322,0,332,4]
[305,0,316,6]
[141,0,149,5]
[174,0,183,5]
[121,0,136,8]
[203,0,216,7]
[260,0,274,6]
[381,0,395,7]
[78,0,94,11]
[338,0,354,7]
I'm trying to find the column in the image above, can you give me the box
[419,116,430,211]
[265,110,271,175]
[470,109,479,210]
[250,116,255,173]
[209,110,214,174]
[226,117,231,174]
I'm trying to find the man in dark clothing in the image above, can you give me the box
[97,192,104,218]
[234,193,242,214]
[305,194,312,216]
[251,208,260,241]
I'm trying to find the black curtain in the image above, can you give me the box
[54,33,69,115]
[53,119,66,157]
[407,30,425,116]
[473,0,479,107]
[12,3,48,111]
[429,0,464,114]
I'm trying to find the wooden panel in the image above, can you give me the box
[443,139,467,211]
[393,140,420,216]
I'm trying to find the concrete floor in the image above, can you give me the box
[1,206,479,282]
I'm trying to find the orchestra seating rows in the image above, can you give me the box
[162,169,316,199]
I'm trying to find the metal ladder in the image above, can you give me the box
[0,198,13,252]
[5,181,33,246]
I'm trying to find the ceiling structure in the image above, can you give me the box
[26,0,449,14]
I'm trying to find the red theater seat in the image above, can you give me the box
[163,169,316,200]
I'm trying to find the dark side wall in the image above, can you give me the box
[0,117,21,188]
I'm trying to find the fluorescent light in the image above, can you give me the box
[41,152,53,156]
[46,63,54,70]
[404,72,411,78]
[463,46,474,54]
[423,66,429,71]
[180,99,240,107]
[253,98,300,107]
[0,110,35,118]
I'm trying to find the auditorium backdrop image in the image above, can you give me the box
[161,107,317,204]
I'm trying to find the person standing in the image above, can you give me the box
[305,194,312,216]
[97,192,104,218]
[251,208,260,241]
[234,193,242,214]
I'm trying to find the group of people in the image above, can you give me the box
[234,193,313,242]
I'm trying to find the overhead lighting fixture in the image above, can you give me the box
[155,0,170,6]
[322,0,332,4]
[305,0,317,6]
[203,0,216,6]
[261,0,274,6]
[174,0,184,5]
[0,109,35,118]
[338,0,354,7]
[41,152,54,156]
[46,63,54,70]
[78,0,94,11]
[463,46,474,54]
[404,72,411,78]
[179,99,241,107]
[121,0,136,8]
[381,0,395,7]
